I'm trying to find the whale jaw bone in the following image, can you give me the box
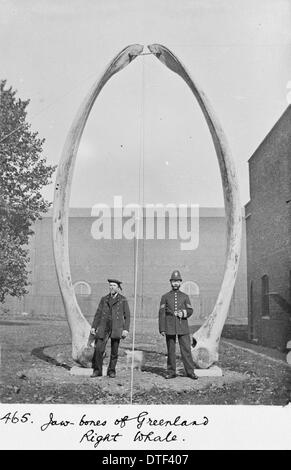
[53,43,241,369]
[52,45,143,366]
[149,43,242,369]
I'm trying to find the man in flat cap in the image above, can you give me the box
[90,279,130,378]
[159,270,198,380]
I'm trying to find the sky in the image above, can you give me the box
[1,0,290,209]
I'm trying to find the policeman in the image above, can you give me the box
[90,279,130,378]
[159,270,198,380]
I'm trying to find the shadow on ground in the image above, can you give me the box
[0,319,290,404]
[31,343,71,371]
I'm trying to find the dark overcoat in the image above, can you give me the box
[159,290,193,335]
[92,293,130,339]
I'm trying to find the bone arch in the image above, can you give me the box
[52,44,242,368]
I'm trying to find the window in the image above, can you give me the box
[74,281,91,296]
[249,280,255,339]
[180,280,199,296]
[261,274,270,317]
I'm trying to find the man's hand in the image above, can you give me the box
[177,309,187,319]
[121,330,128,339]
[90,328,96,336]
[160,331,166,337]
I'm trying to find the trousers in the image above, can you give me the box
[166,334,194,375]
[92,331,120,375]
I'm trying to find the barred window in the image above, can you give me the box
[181,280,199,296]
[74,281,91,296]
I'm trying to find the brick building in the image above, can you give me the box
[245,106,291,349]
[4,207,247,326]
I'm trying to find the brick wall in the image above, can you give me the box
[4,208,247,325]
[246,106,291,349]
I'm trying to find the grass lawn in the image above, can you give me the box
[0,318,290,405]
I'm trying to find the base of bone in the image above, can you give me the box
[73,345,94,368]
[191,340,219,369]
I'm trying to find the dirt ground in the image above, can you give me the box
[0,317,290,405]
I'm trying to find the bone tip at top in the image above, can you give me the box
[147,44,182,76]
[147,43,164,56]
[127,44,144,59]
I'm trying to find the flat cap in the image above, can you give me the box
[107,278,122,286]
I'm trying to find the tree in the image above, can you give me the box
[0,79,56,303]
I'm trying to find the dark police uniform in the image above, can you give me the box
[91,291,130,376]
[159,273,195,377]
